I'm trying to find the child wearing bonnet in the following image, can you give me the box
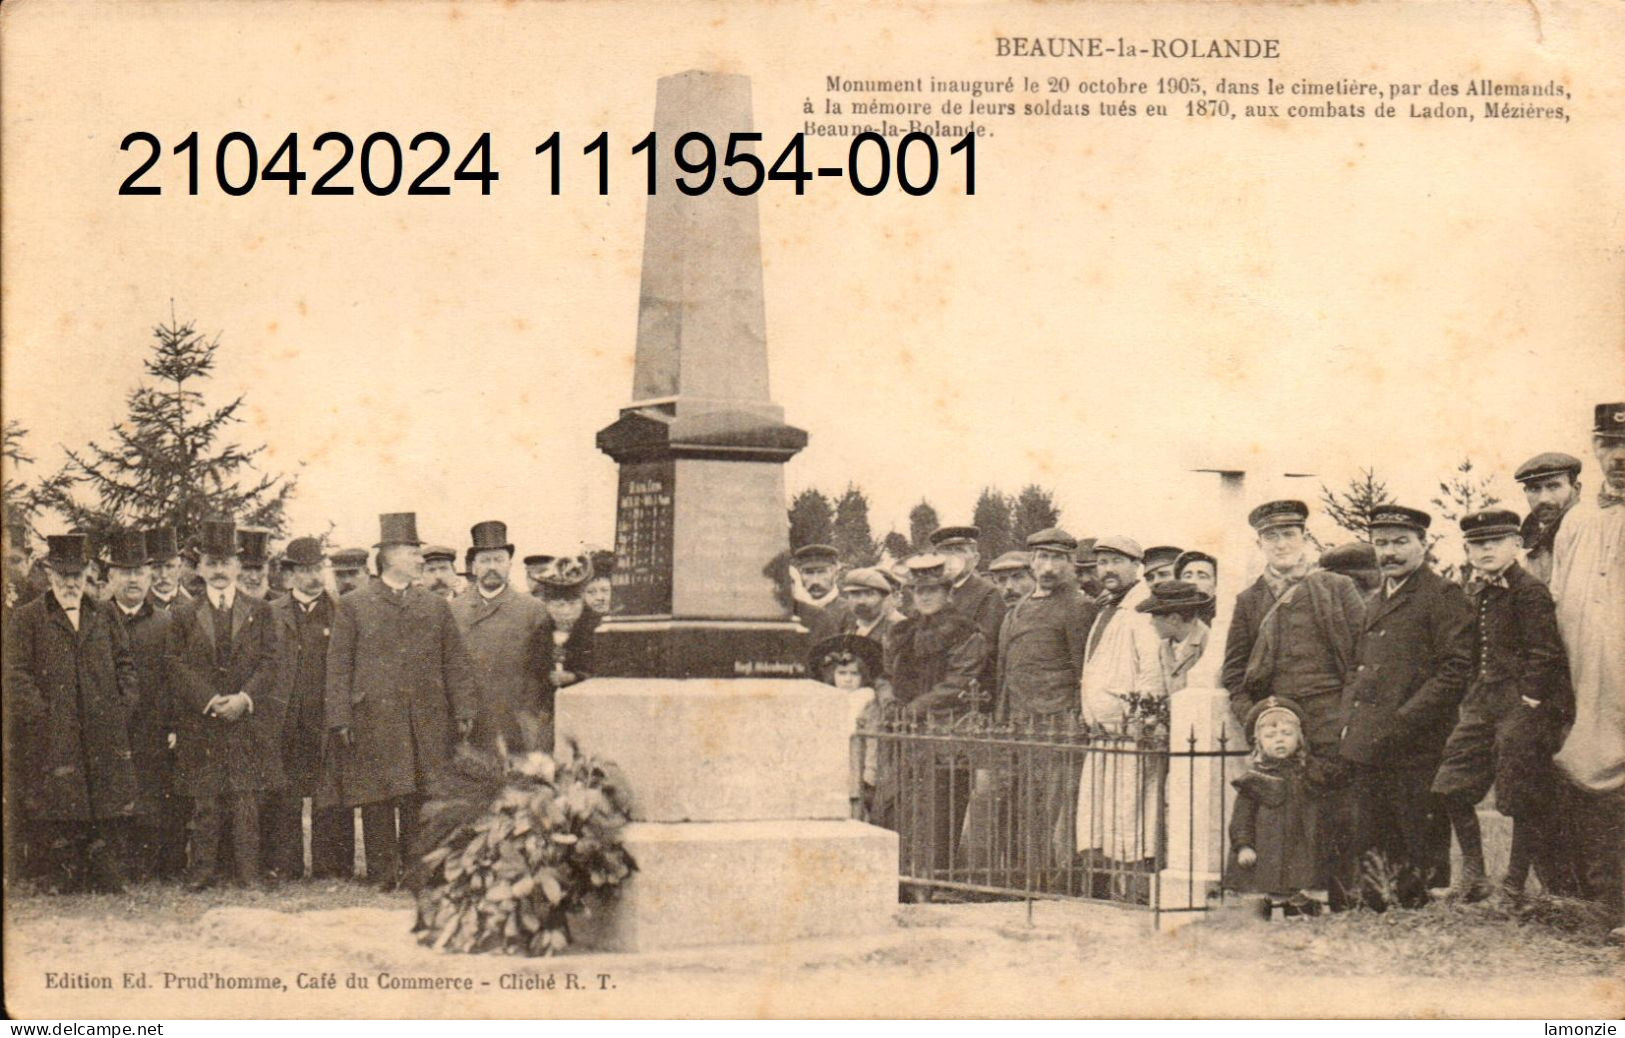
[1226,695,1334,918]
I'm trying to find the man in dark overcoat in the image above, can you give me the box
[931,525,1006,705]
[325,513,477,890]
[1339,505,1474,906]
[450,521,551,750]
[101,527,185,881]
[262,537,354,881]
[167,519,284,889]
[5,533,139,892]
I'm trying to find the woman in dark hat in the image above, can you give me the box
[539,554,600,689]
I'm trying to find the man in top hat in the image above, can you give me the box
[1222,500,1365,756]
[930,525,1006,706]
[326,513,477,890]
[1340,505,1473,906]
[1077,535,1164,866]
[789,543,852,643]
[262,537,354,882]
[1174,549,1219,624]
[1137,580,1214,694]
[522,554,556,598]
[994,529,1098,875]
[165,519,284,890]
[987,551,1037,607]
[5,533,139,892]
[420,544,461,601]
[1550,403,1625,936]
[882,554,988,883]
[101,527,186,881]
[235,528,272,600]
[450,521,551,750]
[1142,545,1183,588]
[1515,451,1584,585]
[537,554,600,693]
[1319,542,1383,596]
[143,527,190,612]
[330,548,370,595]
[1430,509,1572,902]
[583,549,616,616]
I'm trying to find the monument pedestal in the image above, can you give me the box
[1158,684,1247,930]
[558,679,898,952]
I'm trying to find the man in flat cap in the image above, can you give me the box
[1073,537,1102,599]
[988,551,1037,607]
[1142,545,1182,588]
[263,537,355,882]
[420,544,461,601]
[326,513,478,890]
[882,555,988,887]
[1515,451,1583,585]
[1174,550,1219,625]
[450,521,551,750]
[165,519,284,890]
[789,543,852,643]
[101,527,186,881]
[837,566,907,648]
[1550,403,1625,936]
[1319,542,1383,596]
[1078,535,1164,868]
[993,529,1098,877]
[330,548,371,596]
[5,533,139,892]
[1340,505,1473,906]
[931,525,1006,707]
[1138,580,1215,695]
[235,528,272,601]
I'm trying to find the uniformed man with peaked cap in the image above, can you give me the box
[930,524,1005,704]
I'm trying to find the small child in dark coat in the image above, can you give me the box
[1227,696,1332,917]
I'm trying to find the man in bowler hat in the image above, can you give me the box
[326,513,477,890]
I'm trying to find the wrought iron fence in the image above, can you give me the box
[853,705,1250,925]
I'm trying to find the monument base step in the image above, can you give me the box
[570,819,899,952]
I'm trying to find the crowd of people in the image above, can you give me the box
[3,400,1621,942]
[799,402,1622,927]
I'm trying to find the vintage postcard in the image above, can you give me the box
[2,0,1622,1021]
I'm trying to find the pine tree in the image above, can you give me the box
[2,421,73,545]
[831,484,880,567]
[787,488,835,550]
[43,309,295,546]
[971,487,1016,563]
[1011,484,1063,544]
[1318,467,1395,540]
[908,499,940,551]
[1431,456,1500,583]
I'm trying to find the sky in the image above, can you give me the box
[3,0,1622,573]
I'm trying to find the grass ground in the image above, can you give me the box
[4,878,1619,1019]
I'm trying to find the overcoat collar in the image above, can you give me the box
[1367,566,1430,627]
[467,583,517,625]
[197,590,254,649]
[44,591,87,639]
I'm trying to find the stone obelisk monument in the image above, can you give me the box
[557,71,897,952]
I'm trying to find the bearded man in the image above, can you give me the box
[1516,452,1584,585]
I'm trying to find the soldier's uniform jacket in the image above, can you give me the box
[4,593,139,821]
[166,592,285,796]
[102,596,175,817]
[271,592,337,796]
[948,571,1006,704]
[448,584,549,748]
[1464,563,1571,713]
[324,580,478,806]
[1339,567,1474,767]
